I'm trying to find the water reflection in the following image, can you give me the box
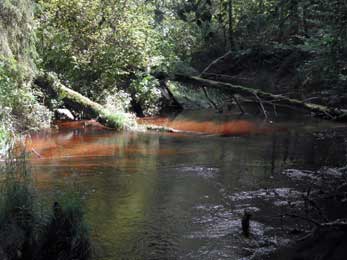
[27,111,346,259]
[138,110,279,136]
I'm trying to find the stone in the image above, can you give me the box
[56,108,74,120]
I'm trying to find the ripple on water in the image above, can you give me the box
[282,169,318,180]
[184,184,301,260]
[229,188,302,202]
[178,166,219,179]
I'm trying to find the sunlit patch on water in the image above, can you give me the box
[182,185,307,259]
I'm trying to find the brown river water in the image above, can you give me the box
[25,109,347,260]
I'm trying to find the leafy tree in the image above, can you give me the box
[35,0,204,114]
[0,0,51,141]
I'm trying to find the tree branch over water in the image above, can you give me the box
[174,74,347,121]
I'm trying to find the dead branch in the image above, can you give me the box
[253,92,269,119]
[200,51,232,75]
[233,95,245,114]
[202,86,220,111]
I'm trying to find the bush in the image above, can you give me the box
[102,88,132,113]
[0,56,52,133]
[129,73,162,116]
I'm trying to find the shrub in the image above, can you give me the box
[0,56,52,133]
[129,73,162,116]
[102,88,132,113]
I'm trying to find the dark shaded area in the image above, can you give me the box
[200,47,310,93]
[0,199,91,260]
[37,202,91,260]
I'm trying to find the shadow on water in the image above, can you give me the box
[26,109,347,260]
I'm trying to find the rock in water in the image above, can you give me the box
[56,108,74,120]
[242,211,252,237]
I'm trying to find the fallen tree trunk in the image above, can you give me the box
[35,73,135,130]
[174,74,347,121]
[34,73,183,133]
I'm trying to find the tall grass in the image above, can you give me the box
[0,152,91,260]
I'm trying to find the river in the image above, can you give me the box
[26,109,347,260]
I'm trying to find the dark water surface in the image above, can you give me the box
[27,110,347,260]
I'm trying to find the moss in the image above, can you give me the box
[98,110,135,130]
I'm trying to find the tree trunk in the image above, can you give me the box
[35,73,135,130]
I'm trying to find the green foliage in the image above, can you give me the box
[130,73,162,116]
[0,159,35,260]
[0,158,34,226]
[100,88,137,129]
[0,0,37,68]
[102,89,132,113]
[0,0,52,142]
[40,71,136,130]
[34,0,205,115]
[0,156,38,260]
[0,127,9,151]
[38,195,91,260]
[36,0,179,92]
[2,0,345,126]
[175,0,347,89]
[100,110,137,130]
[0,56,52,134]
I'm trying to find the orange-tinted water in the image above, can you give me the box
[27,112,279,162]
[138,111,279,136]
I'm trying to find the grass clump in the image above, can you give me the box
[0,155,91,260]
